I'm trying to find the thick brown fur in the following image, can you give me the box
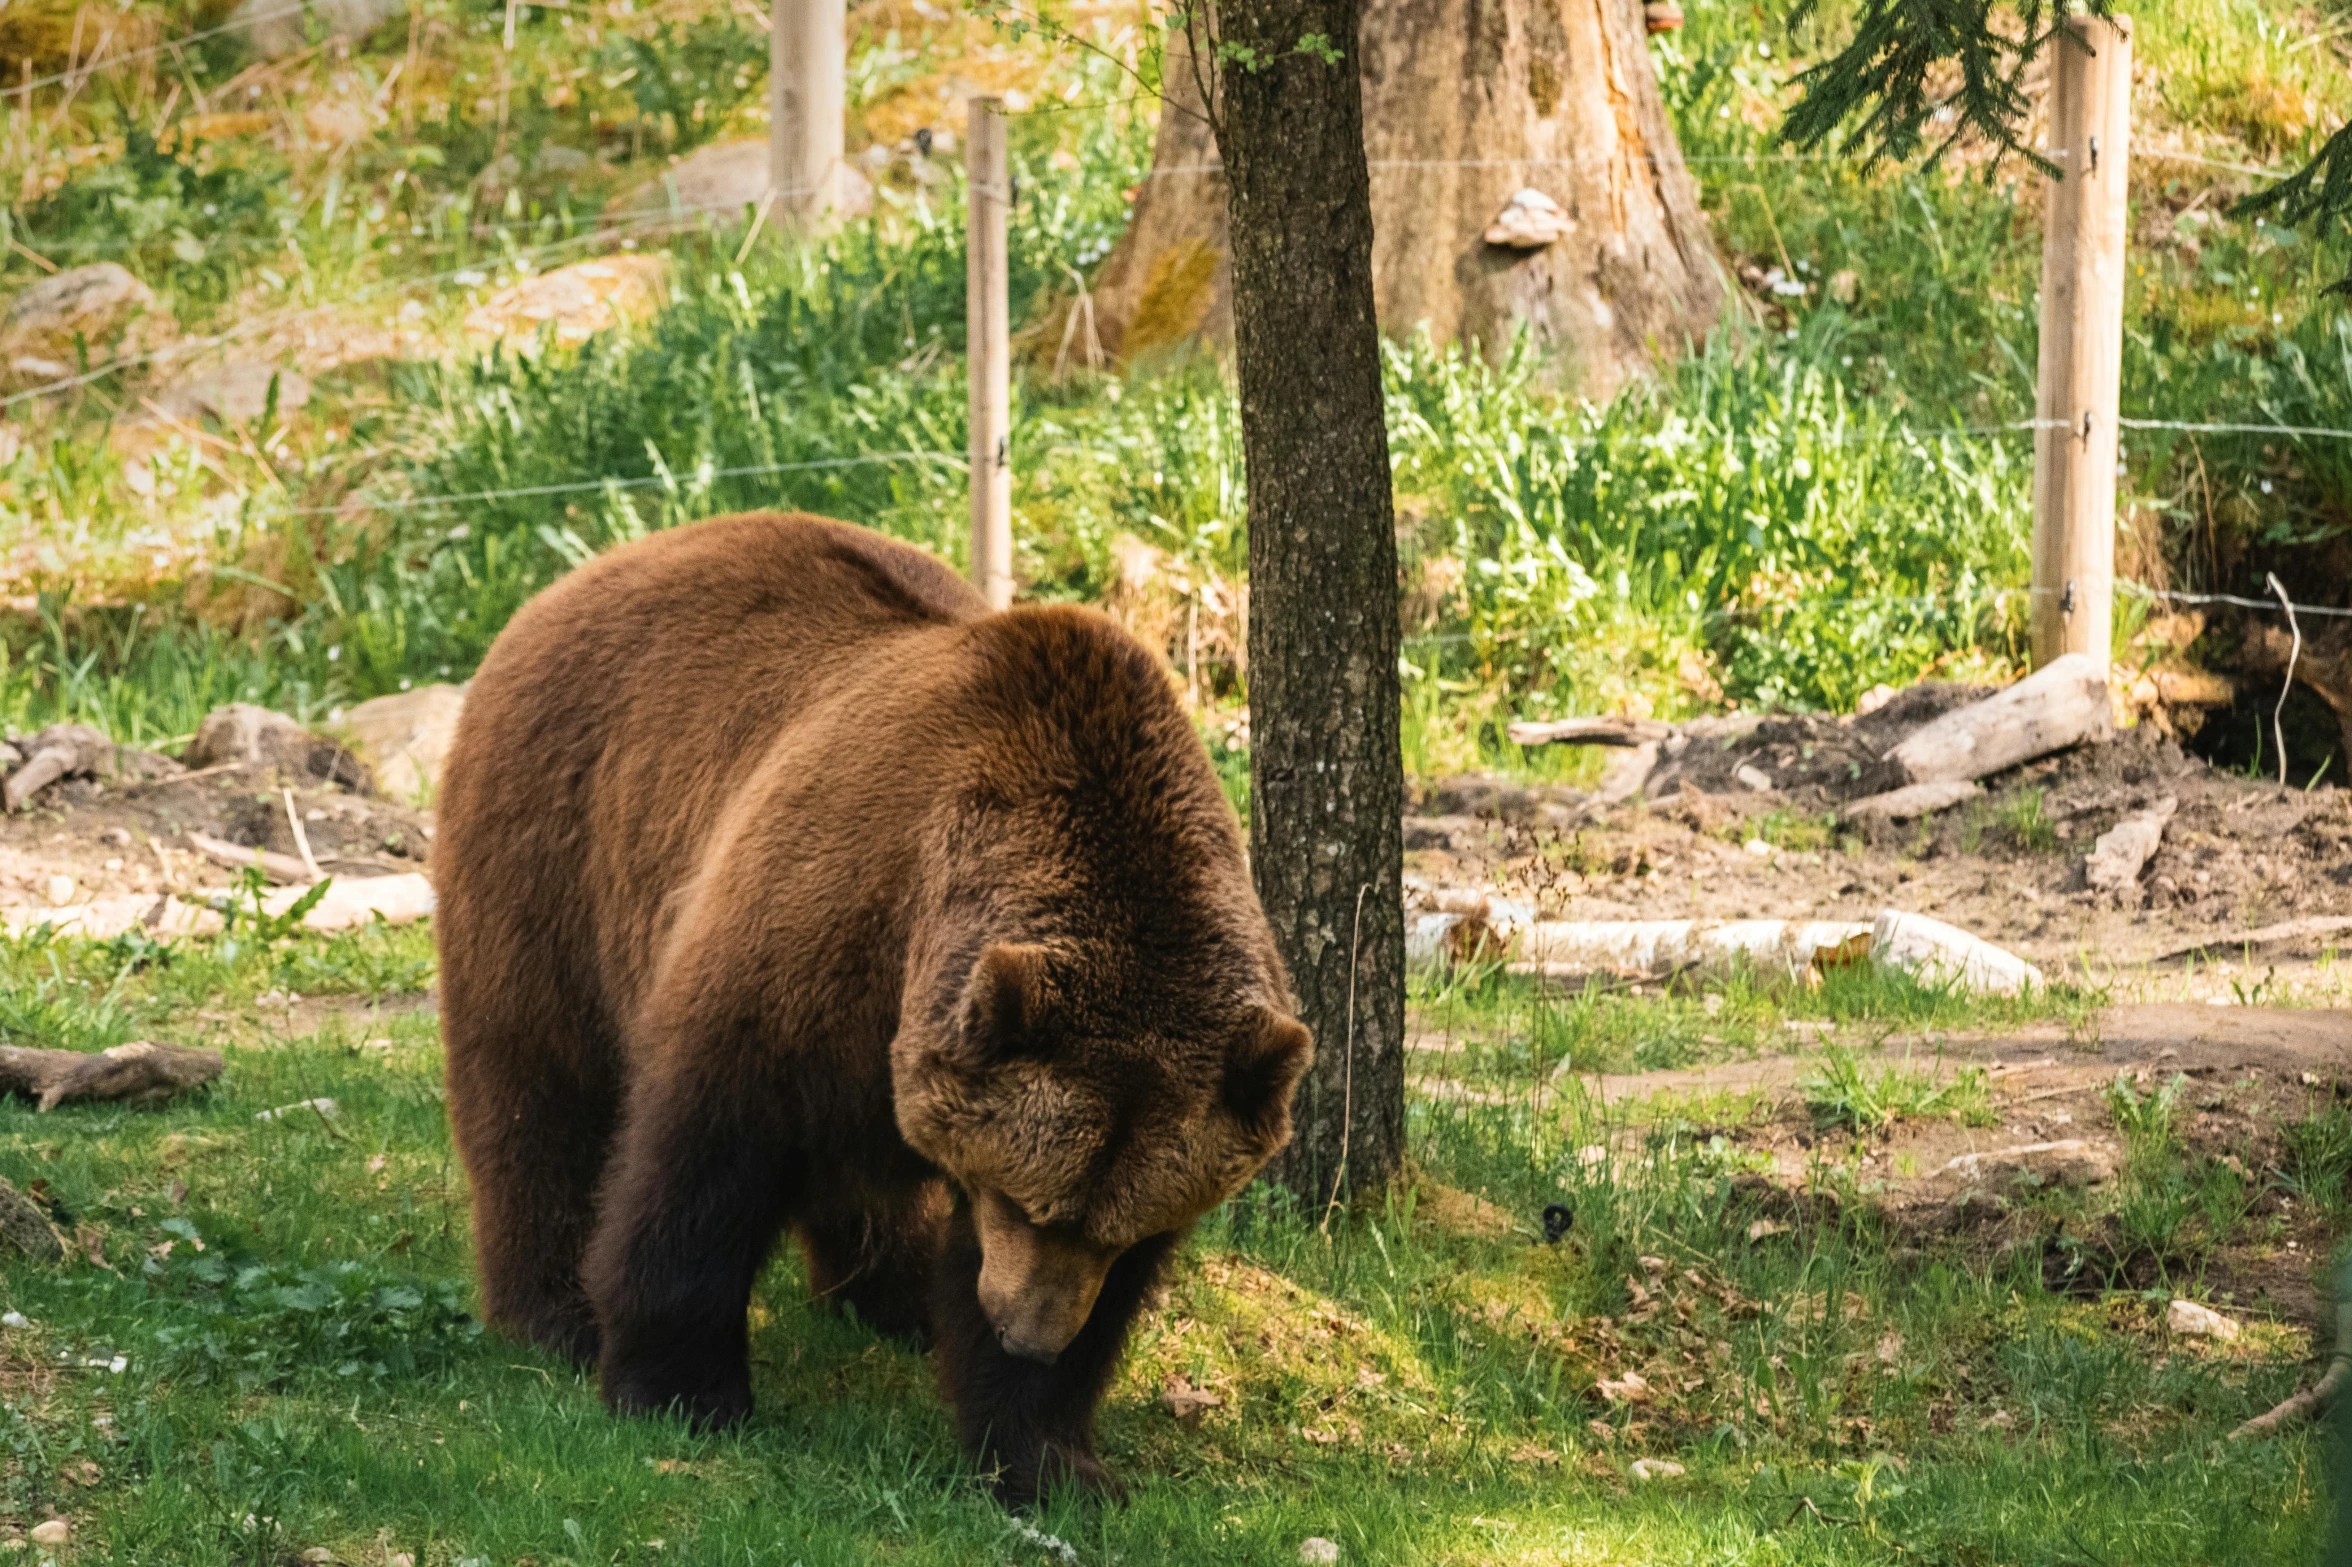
[436,512,1310,1504]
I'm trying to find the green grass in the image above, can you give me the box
[0,919,2318,1563]
[1800,1045,1996,1132]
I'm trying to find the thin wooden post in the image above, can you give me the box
[769,0,844,228]
[967,96,1013,611]
[2030,15,2132,671]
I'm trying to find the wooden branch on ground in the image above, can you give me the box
[1878,653,2111,787]
[0,1040,224,1112]
[2155,915,2352,964]
[4,724,117,813]
[186,831,317,885]
[2232,1292,2352,1440]
[1505,717,1678,748]
[1839,779,1981,823]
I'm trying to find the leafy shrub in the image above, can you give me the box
[600,17,769,153]
[14,132,289,308]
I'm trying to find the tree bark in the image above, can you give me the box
[1090,0,1721,395]
[1213,0,1408,1204]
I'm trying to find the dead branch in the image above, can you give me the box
[186,831,317,885]
[2232,1293,2352,1441]
[0,1040,224,1112]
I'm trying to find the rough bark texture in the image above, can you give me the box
[1090,0,1721,394]
[1215,0,1408,1203]
[0,1041,224,1112]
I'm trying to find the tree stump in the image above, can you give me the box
[1085,0,1722,394]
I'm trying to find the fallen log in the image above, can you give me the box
[1505,716,1676,748]
[0,1040,223,1112]
[1879,653,2110,787]
[1870,910,2043,995]
[1840,779,1981,824]
[1513,918,1873,984]
[1,873,435,941]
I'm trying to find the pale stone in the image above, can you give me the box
[462,258,671,352]
[149,363,312,425]
[341,685,466,802]
[1629,1458,1686,1480]
[1298,1540,1341,1565]
[26,1520,67,1546]
[2166,1297,2240,1341]
[2,264,153,367]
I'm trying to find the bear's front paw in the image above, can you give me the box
[993,1442,1127,1509]
[603,1366,754,1431]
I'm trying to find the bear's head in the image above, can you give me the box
[894,941,1311,1363]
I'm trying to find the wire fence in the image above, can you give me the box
[7,8,2349,637]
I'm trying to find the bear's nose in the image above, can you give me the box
[997,1326,1061,1365]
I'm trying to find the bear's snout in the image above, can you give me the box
[971,1188,1114,1365]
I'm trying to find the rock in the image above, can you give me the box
[2,264,153,377]
[2167,1297,2240,1341]
[462,257,671,351]
[1941,1139,2116,1189]
[1297,1540,1341,1565]
[1594,741,1659,804]
[26,1520,66,1547]
[480,145,597,191]
[609,139,874,228]
[227,0,403,56]
[185,703,369,789]
[1482,188,1573,249]
[340,685,465,802]
[148,362,311,425]
[1870,910,2043,995]
[40,875,74,909]
[0,1178,64,1261]
[1733,763,1775,792]
[2084,796,2177,896]
[1629,1458,1686,1480]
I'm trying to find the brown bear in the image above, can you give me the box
[435,511,1311,1503]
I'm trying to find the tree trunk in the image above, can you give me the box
[1214,0,1408,1205]
[1090,0,1720,395]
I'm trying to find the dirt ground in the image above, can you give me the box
[0,759,428,917]
[1409,1001,2352,1333]
[1409,716,2352,988]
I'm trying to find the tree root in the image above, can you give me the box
[0,1041,224,1113]
[2231,1290,2352,1440]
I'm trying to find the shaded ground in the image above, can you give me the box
[1411,720,2352,983]
[0,760,428,918]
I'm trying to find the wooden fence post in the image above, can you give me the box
[769,0,844,228]
[2030,14,2133,671]
[967,96,1013,611]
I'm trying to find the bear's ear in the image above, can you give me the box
[1223,1009,1313,1140]
[953,942,1057,1067]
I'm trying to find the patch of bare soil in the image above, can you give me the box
[1500,1005,2352,1325]
[0,760,428,921]
[1409,720,2352,975]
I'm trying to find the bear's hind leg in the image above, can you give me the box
[932,1208,1177,1506]
[799,1180,948,1348]
[445,1001,620,1369]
